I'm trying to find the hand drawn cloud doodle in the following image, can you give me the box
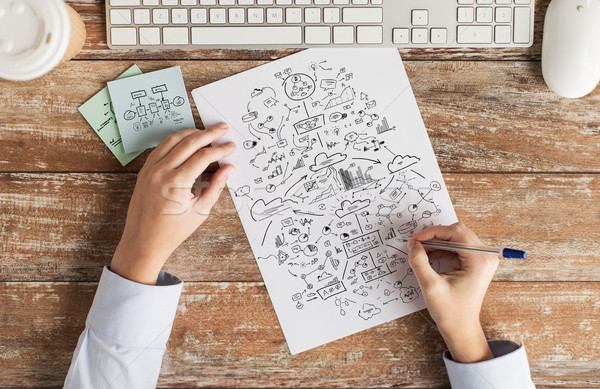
[309,152,347,172]
[251,198,291,221]
[387,155,421,173]
[335,199,371,218]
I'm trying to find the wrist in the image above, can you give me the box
[110,241,170,285]
[439,321,494,363]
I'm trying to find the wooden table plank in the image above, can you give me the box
[69,0,548,61]
[1,281,598,388]
[2,173,599,282]
[1,61,598,173]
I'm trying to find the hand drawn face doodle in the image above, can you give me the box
[283,73,316,101]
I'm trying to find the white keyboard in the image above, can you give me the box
[106,0,535,49]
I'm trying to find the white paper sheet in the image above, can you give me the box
[192,49,457,354]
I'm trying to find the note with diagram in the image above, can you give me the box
[192,49,457,354]
[108,66,195,153]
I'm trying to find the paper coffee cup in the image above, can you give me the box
[0,0,86,81]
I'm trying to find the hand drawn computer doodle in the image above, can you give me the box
[233,58,450,321]
[121,84,187,132]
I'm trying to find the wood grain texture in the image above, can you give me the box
[1,60,599,173]
[1,281,599,388]
[68,0,548,61]
[1,173,599,282]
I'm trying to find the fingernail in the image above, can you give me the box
[406,239,415,252]
[228,141,237,148]
[227,166,236,178]
[219,122,229,129]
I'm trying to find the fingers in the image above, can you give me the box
[413,222,482,245]
[148,128,201,164]
[179,142,236,181]
[160,123,230,169]
[195,164,235,216]
[407,239,440,290]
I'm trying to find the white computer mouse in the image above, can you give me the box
[541,0,600,98]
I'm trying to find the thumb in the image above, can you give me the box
[407,239,439,290]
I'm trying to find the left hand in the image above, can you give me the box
[111,124,236,284]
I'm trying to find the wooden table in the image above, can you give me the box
[1,1,599,387]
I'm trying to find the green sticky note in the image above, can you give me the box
[79,65,144,166]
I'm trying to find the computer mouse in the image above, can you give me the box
[541,0,600,98]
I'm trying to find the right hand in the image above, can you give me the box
[407,222,499,363]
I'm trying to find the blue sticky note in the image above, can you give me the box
[78,65,144,166]
[108,66,195,153]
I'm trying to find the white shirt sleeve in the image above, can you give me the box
[443,340,535,389]
[64,266,183,389]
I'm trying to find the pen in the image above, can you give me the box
[400,239,527,259]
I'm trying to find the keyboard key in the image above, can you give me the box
[172,8,188,24]
[181,0,197,4]
[266,8,283,23]
[191,8,207,23]
[305,8,321,24]
[495,7,511,23]
[230,8,246,23]
[430,28,447,44]
[163,0,178,5]
[286,8,302,23]
[494,25,510,44]
[392,28,409,44]
[411,28,427,44]
[110,9,132,24]
[456,25,492,43]
[323,7,340,24]
[342,8,382,24]
[143,0,159,4]
[333,25,354,44]
[110,0,140,5]
[305,26,330,44]
[357,25,382,44]
[248,8,264,23]
[134,9,151,24]
[513,7,530,43]
[457,0,473,3]
[163,26,189,44]
[140,27,161,44]
[476,7,493,23]
[153,8,169,24]
[111,27,137,45]
[210,8,226,23]
[191,26,302,44]
[457,7,474,23]
[411,9,428,26]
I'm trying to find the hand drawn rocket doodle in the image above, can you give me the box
[192,49,457,354]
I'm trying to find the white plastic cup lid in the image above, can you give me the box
[0,0,71,81]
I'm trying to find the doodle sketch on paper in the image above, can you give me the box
[192,49,457,354]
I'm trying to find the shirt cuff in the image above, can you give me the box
[443,340,535,389]
[86,266,183,347]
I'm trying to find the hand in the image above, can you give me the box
[111,124,236,285]
[407,222,499,363]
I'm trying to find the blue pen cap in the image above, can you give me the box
[502,248,527,259]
